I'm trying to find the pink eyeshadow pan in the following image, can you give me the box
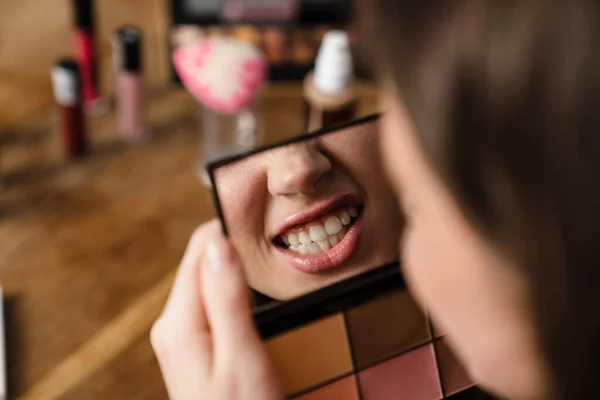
[359,343,442,400]
[294,375,360,400]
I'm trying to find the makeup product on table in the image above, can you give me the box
[71,0,107,115]
[114,27,147,142]
[304,30,356,132]
[52,59,88,159]
[173,37,267,186]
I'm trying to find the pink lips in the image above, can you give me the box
[275,212,364,274]
[272,192,362,239]
[271,192,364,274]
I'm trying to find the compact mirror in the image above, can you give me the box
[207,115,491,399]
[209,115,403,305]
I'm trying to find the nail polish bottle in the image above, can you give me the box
[51,59,88,159]
[304,30,357,132]
[114,27,147,142]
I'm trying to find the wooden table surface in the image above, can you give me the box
[0,85,378,400]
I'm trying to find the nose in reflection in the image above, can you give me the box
[267,142,331,196]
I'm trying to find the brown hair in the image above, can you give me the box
[359,0,600,398]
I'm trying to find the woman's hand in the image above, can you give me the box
[151,220,283,400]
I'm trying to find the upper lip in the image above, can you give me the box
[271,192,362,240]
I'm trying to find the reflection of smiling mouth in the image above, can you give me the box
[272,198,365,274]
[274,205,361,254]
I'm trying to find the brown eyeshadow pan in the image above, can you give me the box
[436,338,475,396]
[265,314,353,397]
[346,290,431,369]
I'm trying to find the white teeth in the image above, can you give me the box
[281,206,361,255]
[307,243,321,255]
[325,216,343,235]
[318,240,330,251]
[288,233,299,247]
[309,225,327,242]
[299,231,312,245]
[285,226,347,255]
[329,235,339,246]
[298,244,308,255]
[340,211,351,226]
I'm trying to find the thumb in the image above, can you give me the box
[202,234,259,358]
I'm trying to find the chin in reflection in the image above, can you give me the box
[214,122,403,300]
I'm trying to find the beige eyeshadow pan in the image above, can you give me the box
[265,314,353,397]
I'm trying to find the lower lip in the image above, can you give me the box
[275,213,364,274]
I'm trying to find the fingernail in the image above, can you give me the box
[207,236,233,271]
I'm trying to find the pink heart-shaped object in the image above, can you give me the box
[173,37,267,114]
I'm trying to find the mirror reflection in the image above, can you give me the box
[211,116,403,303]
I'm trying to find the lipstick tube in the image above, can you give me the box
[72,0,106,114]
[114,27,147,142]
[51,59,88,159]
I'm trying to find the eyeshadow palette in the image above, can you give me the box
[207,117,499,399]
[253,263,484,399]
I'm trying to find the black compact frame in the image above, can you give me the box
[253,261,404,339]
[207,113,392,333]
